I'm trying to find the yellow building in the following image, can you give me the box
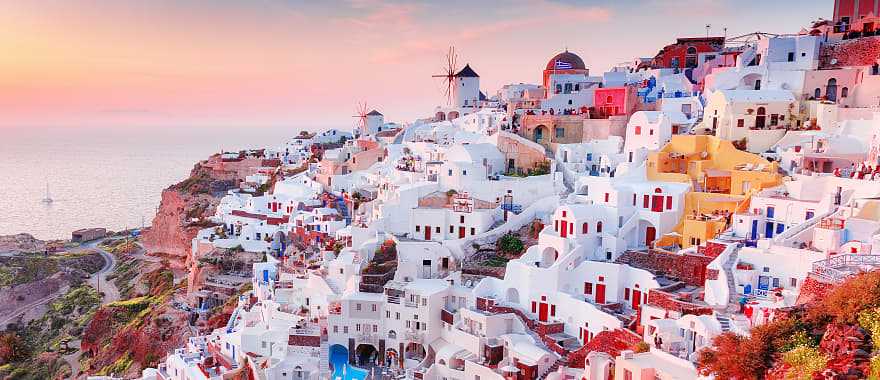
[647,135,782,248]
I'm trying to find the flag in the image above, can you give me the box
[555,60,573,70]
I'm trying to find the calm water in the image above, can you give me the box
[0,126,311,240]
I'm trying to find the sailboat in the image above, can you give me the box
[42,181,53,204]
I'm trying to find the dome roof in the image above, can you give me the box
[546,51,586,71]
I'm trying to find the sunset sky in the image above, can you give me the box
[0,0,829,130]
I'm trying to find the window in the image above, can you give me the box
[842,87,849,98]
[582,223,589,234]
[604,193,610,202]
[356,303,362,311]
[462,170,467,176]
[737,119,744,128]
[416,225,421,232]
[666,196,673,210]
[790,278,798,287]
[772,278,780,288]
[344,326,348,333]
[586,153,593,161]
[460,215,464,223]
[596,221,603,233]
[449,225,454,233]
[470,227,475,235]
[643,195,649,208]
[555,127,565,138]
[766,206,775,218]
[372,304,377,312]
[396,312,400,320]
[805,210,815,220]
[584,282,593,294]
[435,226,440,233]
[787,52,795,62]
[624,288,630,300]
[634,126,642,135]
[334,326,338,333]
[386,311,390,318]
[632,194,637,206]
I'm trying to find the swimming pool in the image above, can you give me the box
[330,345,368,380]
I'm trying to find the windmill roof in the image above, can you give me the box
[367,110,383,116]
[455,64,479,78]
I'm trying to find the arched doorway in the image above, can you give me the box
[355,344,378,366]
[435,111,446,121]
[533,125,549,145]
[447,111,460,120]
[540,246,558,268]
[826,78,838,102]
[404,342,426,362]
[505,288,520,304]
[755,107,766,129]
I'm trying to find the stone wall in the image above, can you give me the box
[615,251,713,287]
[820,36,880,69]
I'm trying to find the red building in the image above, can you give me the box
[834,0,879,25]
[651,37,724,69]
[592,86,638,119]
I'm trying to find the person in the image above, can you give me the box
[653,334,663,349]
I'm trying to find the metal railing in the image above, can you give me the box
[812,254,880,282]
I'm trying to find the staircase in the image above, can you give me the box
[721,247,740,308]
[538,356,568,380]
[715,314,731,333]
[319,340,330,374]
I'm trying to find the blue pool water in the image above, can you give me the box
[330,345,368,380]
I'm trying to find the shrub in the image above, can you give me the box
[859,307,880,348]
[633,341,649,353]
[497,234,524,255]
[782,345,827,380]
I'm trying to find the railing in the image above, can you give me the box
[812,254,880,282]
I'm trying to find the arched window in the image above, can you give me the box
[582,223,589,234]
[686,46,697,55]
[826,78,838,102]
[841,87,849,98]
[596,221,603,233]
[814,88,821,99]
[555,84,562,94]
[606,95,613,104]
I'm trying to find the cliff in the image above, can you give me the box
[141,158,239,269]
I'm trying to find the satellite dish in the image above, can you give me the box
[700,151,709,159]
[830,58,838,65]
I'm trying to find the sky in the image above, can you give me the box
[0,0,830,131]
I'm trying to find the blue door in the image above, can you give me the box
[750,220,758,240]
[744,284,752,295]
[758,276,770,290]
[765,222,774,238]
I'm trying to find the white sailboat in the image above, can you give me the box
[42,181,53,204]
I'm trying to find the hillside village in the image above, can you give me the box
[85,1,880,379]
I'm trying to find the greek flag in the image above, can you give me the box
[555,60,572,69]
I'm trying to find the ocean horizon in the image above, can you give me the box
[0,125,322,240]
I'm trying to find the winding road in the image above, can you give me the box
[0,238,120,328]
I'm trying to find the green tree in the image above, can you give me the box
[497,234,524,255]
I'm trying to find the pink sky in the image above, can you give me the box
[0,0,830,130]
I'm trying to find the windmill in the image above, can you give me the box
[352,102,368,137]
[431,46,459,106]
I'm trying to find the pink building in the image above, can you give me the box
[593,86,638,119]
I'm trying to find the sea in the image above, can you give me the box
[0,125,315,240]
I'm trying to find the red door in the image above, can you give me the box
[645,226,656,247]
[632,290,641,309]
[595,284,606,304]
[652,195,664,212]
[458,227,466,239]
[560,220,568,238]
[538,302,549,322]
[424,225,431,240]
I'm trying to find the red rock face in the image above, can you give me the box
[141,190,201,269]
[820,36,880,69]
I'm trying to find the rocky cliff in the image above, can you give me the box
[141,157,240,269]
